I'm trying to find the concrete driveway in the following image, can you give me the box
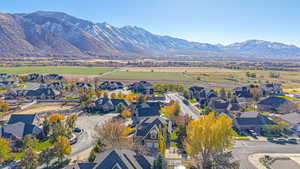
[69,114,116,160]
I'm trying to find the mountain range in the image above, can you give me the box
[0,10,300,60]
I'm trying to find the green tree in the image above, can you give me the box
[219,88,226,98]
[23,135,38,150]
[39,147,55,168]
[50,120,69,143]
[158,123,167,155]
[183,90,191,99]
[66,114,77,130]
[152,153,167,169]
[116,103,126,114]
[21,148,39,169]
[42,118,51,138]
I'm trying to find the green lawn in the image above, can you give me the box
[189,98,197,104]
[35,140,53,152]
[0,66,116,75]
[278,95,300,101]
[102,71,191,81]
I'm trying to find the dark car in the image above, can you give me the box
[183,99,190,105]
[267,137,274,143]
[73,127,82,133]
[70,138,78,145]
[287,138,298,144]
[275,138,286,144]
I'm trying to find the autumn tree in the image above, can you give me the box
[121,109,132,118]
[49,113,65,124]
[161,101,180,117]
[96,119,130,148]
[21,148,39,169]
[0,138,11,163]
[184,113,234,168]
[0,99,9,112]
[54,136,72,163]
[111,93,117,99]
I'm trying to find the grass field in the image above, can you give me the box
[102,71,192,81]
[0,66,116,75]
[1,66,300,89]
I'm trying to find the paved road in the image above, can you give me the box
[70,114,115,159]
[233,140,300,169]
[166,93,200,119]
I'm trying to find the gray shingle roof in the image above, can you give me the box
[257,96,290,108]
[93,149,153,169]
[8,114,36,125]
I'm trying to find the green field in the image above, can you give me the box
[102,71,192,81]
[0,66,116,75]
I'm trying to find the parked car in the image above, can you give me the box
[275,138,286,144]
[267,137,274,143]
[70,138,78,145]
[248,129,257,138]
[287,138,298,144]
[73,127,82,133]
[183,99,190,105]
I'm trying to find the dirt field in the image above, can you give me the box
[1,102,80,121]
[119,67,237,73]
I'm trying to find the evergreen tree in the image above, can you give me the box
[152,153,167,169]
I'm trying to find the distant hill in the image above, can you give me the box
[0,11,300,60]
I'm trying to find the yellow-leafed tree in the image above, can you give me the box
[161,101,180,117]
[54,136,71,163]
[49,113,65,124]
[0,138,11,163]
[184,113,234,168]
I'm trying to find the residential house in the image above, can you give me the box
[99,81,124,90]
[95,98,129,113]
[0,80,19,88]
[257,96,297,114]
[76,82,92,91]
[48,82,64,90]
[208,98,229,113]
[45,74,64,81]
[189,86,217,107]
[227,103,242,114]
[0,114,42,140]
[132,102,161,123]
[234,111,276,134]
[134,116,172,151]
[261,83,283,96]
[128,81,154,95]
[19,84,61,100]
[0,73,13,79]
[66,149,153,169]
[233,84,260,98]
[28,73,44,81]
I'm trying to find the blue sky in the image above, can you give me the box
[2,0,300,46]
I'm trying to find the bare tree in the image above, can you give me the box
[95,119,131,148]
